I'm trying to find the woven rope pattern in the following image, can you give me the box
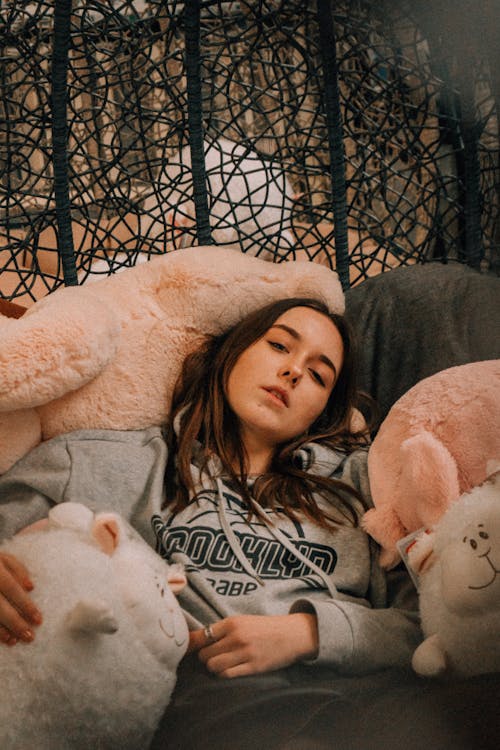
[0,0,497,303]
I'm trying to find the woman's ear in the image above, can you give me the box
[92,516,121,555]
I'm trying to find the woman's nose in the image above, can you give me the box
[279,362,302,385]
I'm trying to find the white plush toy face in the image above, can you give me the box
[47,502,189,666]
[111,543,189,666]
[440,507,500,615]
[409,472,500,678]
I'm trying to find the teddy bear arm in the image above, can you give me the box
[0,408,41,474]
[160,246,345,336]
[0,290,121,411]
[411,633,448,677]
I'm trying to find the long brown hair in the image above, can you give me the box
[165,297,375,528]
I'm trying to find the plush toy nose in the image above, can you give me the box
[167,563,187,594]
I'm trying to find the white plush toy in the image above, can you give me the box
[409,469,500,678]
[142,137,296,257]
[0,502,189,750]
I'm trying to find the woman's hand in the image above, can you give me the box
[188,613,318,678]
[0,552,43,646]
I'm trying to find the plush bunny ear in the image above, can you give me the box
[48,502,94,533]
[399,432,461,521]
[92,515,121,555]
[167,563,187,594]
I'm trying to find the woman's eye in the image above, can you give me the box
[269,340,287,352]
[310,369,325,386]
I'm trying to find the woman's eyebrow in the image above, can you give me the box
[270,324,338,378]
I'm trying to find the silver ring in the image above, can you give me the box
[203,624,217,644]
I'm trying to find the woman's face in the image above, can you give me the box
[226,306,344,468]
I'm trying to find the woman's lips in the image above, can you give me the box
[262,387,289,407]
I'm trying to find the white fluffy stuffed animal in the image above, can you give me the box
[409,469,500,678]
[142,138,296,257]
[0,502,189,750]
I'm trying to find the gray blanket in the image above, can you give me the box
[345,262,500,420]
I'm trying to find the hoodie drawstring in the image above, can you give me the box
[215,478,338,598]
[216,478,265,586]
[263,522,339,599]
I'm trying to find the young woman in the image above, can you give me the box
[152,296,419,679]
[146,295,423,750]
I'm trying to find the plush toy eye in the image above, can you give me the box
[154,578,166,596]
[479,531,489,540]
[470,539,478,550]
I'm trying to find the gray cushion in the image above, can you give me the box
[344,263,500,420]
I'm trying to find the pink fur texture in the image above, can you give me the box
[363,360,500,567]
[0,246,344,474]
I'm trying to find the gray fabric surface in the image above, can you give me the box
[151,654,500,750]
[344,263,500,421]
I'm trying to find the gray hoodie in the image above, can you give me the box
[0,427,420,674]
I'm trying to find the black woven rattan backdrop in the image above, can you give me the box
[1,0,498,302]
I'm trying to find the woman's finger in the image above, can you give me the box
[0,597,35,642]
[0,573,42,626]
[217,662,255,679]
[189,622,224,654]
[203,647,248,675]
[188,628,207,654]
[0,623,17,646]
[0,559,42,636]
[1,553,34,591]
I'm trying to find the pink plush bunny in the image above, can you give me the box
[363,360,500,567]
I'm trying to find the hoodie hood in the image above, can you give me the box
[173,402,346,483]
[292,442,347,477]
